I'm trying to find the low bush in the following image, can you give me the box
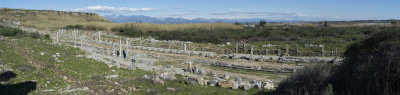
[331,30,400,95]
[65,24,84,30]
[44,34,50,39]
[0,25,24,37]
[30,32,39,38]
[271,64,335,95]
[268,30,400,95]
[85,24,107,31]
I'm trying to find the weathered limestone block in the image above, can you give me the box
[209,80,218,86]
[262,80,274,90]
[223,73,230,80]
[232,81,239,89]
[186,78,198,84]
[218,80,234,88]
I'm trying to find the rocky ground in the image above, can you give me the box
[0,25,340,94]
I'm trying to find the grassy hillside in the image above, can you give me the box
[0,25,262,94]
[0,8,110,29]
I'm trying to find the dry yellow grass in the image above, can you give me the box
[0,8,109,29]
[0,8,243,31]
[111,23,243,32]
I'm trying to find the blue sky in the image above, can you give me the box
[0,0,399,21]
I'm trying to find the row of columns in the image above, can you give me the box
[235,43,331,57]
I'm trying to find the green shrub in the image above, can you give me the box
[332,30,400,95]
[271,64,334,95]
[84,24,107,31]
[30,32,40,38]
[44,34,50,39]
[267,30,400,95]
[65,24,84,30]
[0,25,25,37]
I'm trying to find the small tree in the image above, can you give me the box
[323,84,333,95]
[30,32,39,38]
[322,21,328,27]
[234,21,241,25]
[259,20,267,27]
[391,19,398,24]
[44,34,50,39]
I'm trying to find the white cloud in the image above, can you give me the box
[166,13,187,16]
[173,7,183,9]
[73,5,157,13]
[187,9,198,12]
[209,9,338,20]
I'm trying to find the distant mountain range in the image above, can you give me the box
[103,13,397,24]
[104,13,286,24]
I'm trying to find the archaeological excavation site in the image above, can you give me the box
[1,1,400,95]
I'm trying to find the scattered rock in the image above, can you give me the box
[209,80,218,86]
[223,73,230,80]
[105,75,118,79]
[210,71,217,77]
[232,81,239,89]
[255,82,263,89]
[143,75,151,79]
[235,77,243,82]
[158,72,177,80]
[243,83,252,90]
[151,76,164,84]
[166,65,173,69]
[63,76,68,80]
[218,80,233,88]
[262,80,275,90]
[186,78,198,84]
[166,87,177,92]
[199,69,206,75]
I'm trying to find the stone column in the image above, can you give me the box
[235,43,239,53]
[56,28,59,43]
[168,42,171,49]
[188,43,191,51]
[321,45,325,57]
[184,43,187,52]
[80,36,83,48]
[119,39,122,56]
[126,38,129,56]
[74,29,78,48]
[335,48,338,57]
[265,49,269,56]
[296,44,299,56]
[188,62,193,69]
[112,42,116,55]
[98,31,101,43]
[151,41,154,47]
[107,48,110,55]
[286,44,289,55]
[277,49,281,56]
[250,45,254,60]
[242,44,246,53]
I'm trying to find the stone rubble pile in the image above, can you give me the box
[193,59,298,73]
[179,62,275,90]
